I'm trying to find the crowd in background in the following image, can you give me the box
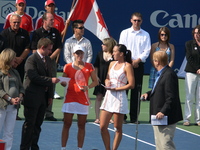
[0,0,200,150]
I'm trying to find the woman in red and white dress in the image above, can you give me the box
[60,45,98,150]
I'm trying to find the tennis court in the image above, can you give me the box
[8,120,200,150]
[1,75,200,149]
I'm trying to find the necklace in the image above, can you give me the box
[103,52,112,61]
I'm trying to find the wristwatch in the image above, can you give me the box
[7,96,12,102]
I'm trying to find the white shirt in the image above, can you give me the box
[37,50,43,59]
[63,35,93,64]
[119,27,151,62]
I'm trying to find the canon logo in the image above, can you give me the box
[150,10,200,28]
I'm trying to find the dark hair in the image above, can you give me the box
[116,44,132,64]
[72,20,84,28]
[131,12,143,20]
[37,38,53,49]
[158,27,170,43]
[71,20,84,33]
[192,25,200,38]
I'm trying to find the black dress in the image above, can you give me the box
[93,51,113,96]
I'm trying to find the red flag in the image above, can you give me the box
[68,0,110,41]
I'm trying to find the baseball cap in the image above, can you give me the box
[45,0,55,6]
[16,0,26,4]
[73,45,85,53]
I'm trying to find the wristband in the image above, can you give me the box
[7,96,12,102]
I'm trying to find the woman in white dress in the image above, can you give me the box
[100,44,135,150]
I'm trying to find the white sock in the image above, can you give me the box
[78,147,83,150]
[61,147,66,150]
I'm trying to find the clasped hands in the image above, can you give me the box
[10,97,23,105]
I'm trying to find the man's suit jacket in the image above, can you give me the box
[23,52,53,108]
[147,65,183,125]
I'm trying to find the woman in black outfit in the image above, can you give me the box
[93,38,117,124]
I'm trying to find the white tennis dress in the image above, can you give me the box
[100,61,129,114]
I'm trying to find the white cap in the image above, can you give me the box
[73,45,85,53]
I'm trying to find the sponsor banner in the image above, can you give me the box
[0,1,15,23]
[0,0,199,74]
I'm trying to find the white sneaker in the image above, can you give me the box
[54,92,61,99]
[77,148,83,150]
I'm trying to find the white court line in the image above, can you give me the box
[92,123,156,147]
[91,123,200,148]
[176,127,200,137]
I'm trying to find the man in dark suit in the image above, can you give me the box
[20,38,60,150]
[31,12,62,121]
[141,51,183,150]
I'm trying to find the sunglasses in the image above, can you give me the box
[161,34,167,37]
[13,22,20,24]
[133,20,141,22]
[76,26,84,30]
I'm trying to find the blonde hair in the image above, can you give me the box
[153,51,168,66]
[0,48,16,75]
[102,37,117,54]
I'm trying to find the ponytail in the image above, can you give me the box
[116,44,132,64]
[125,50,132,64]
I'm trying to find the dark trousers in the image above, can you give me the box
[16,62,25,82]
[16,62,25,116]
[125,63,144,122]
[45,59,56,118]
[20,103,46,150]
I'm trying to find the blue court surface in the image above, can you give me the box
[3,121,199,150]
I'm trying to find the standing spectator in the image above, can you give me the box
[35,0,68,38]
[0,34,7,52]
[20,38,60,150]
[119,12,151,123]
[148,27,175,89]
[141,50,182,150]
[100,44,134,150]
[93,37,117,124]
[1,13,30,120]
[35,0,68,99]
[3,0,34,34]
[60,45,98,150]
[0,48,24,150]
[1,14,30,82]
[31,12,62,121]
[183,25,200,126]
[64,20,93,64]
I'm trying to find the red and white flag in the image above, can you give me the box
[68,0,110,41]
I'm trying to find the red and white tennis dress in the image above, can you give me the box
[62,62,94,115]
[100,61,129,114]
